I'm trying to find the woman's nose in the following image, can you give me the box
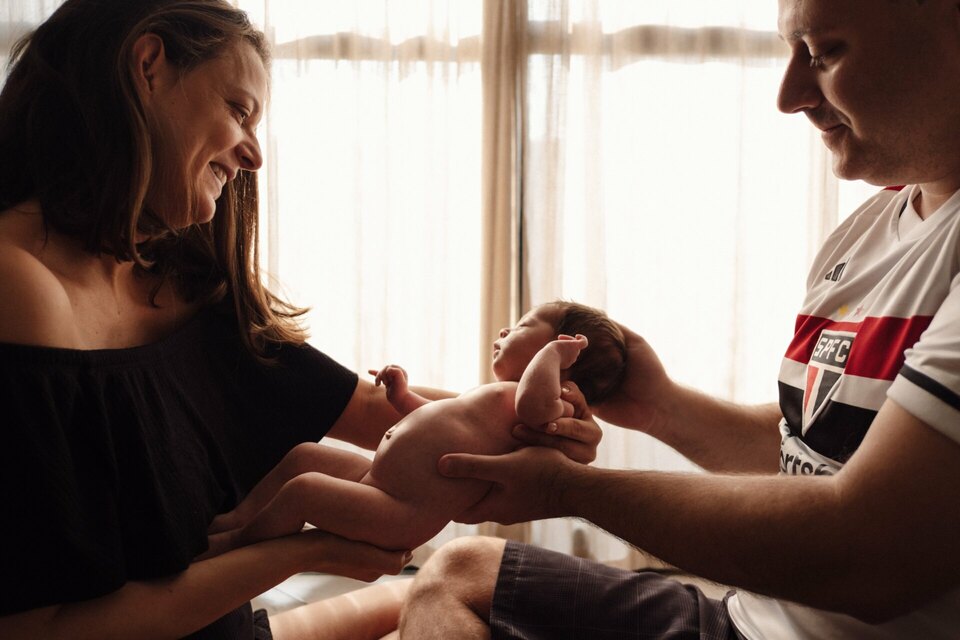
[499,327,510,338]
[238,133,263,171]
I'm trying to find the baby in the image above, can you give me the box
[206,301,627,553]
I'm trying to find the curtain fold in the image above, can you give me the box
[479,0,522,385]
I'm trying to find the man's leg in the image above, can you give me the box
[404,537,742,640]
[399,536,505,639]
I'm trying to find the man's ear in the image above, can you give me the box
[130,33,168,97]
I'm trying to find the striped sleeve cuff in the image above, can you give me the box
[888,365,960,445]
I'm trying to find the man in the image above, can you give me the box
[398,0,960,638]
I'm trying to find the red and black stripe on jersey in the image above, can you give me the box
[780,313,932,463]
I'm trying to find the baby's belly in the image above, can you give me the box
[365,400,515,511]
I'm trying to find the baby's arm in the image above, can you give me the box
[515,334,589,427]
[208,443,372,536]
[369,364,432,415]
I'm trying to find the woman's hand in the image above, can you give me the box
[296,529,412,582]
[510,382,602,463]
[200,527,411,582]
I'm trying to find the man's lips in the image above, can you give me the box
[807,111,846,134]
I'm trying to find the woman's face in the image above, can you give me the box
[142,39,267,228]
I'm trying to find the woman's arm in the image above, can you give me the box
[1,531,409,640]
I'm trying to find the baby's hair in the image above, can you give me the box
[544,301,627,404]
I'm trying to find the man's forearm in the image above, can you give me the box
[643,383,782,473]
[560,467,845,607]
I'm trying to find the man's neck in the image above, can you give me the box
[914,181,960,220]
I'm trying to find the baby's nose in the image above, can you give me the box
[499,327,510,338]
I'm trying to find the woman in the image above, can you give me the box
[0,1,600,638]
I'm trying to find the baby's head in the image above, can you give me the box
[492,301,627,404]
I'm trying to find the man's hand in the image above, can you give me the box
[512,382,602,463]
[594,323,673,435]
[439,446,579,525]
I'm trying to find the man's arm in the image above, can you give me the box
[441,398,960,622]
[595,325,782,473]
[1,532,408,640]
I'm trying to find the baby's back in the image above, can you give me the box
[364,381,522,521]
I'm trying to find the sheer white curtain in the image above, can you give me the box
[514,0,877,564]
[236,0,485,397]
[2,0,878,565]
[235,0,488,549]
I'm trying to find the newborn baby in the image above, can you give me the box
[206,301,626,553]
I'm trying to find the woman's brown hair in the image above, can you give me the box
[0,0,307,357]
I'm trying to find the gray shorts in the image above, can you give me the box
[490,541,743,640]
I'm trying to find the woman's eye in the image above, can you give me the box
[231,104,249,124]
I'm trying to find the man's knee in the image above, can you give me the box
[407,536,506,615]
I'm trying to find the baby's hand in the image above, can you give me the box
[368,365,410,403]
[552,334,589,369]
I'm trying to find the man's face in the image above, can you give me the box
[777,0,960,187]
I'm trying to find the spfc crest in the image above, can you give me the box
[802,329,856,432]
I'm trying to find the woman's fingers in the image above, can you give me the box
[301,530,413,581]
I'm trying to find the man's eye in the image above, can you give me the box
[808,44,842,69]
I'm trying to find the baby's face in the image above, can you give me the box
[492,306,558,382]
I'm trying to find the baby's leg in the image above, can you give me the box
[235,472,441,551]
[209,443,373,534]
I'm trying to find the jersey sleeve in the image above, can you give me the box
[888,270,960,444]
[221,337,360,491]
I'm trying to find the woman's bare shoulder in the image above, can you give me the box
[0,205,76,346]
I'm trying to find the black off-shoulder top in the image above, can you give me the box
[0,305,358,638]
